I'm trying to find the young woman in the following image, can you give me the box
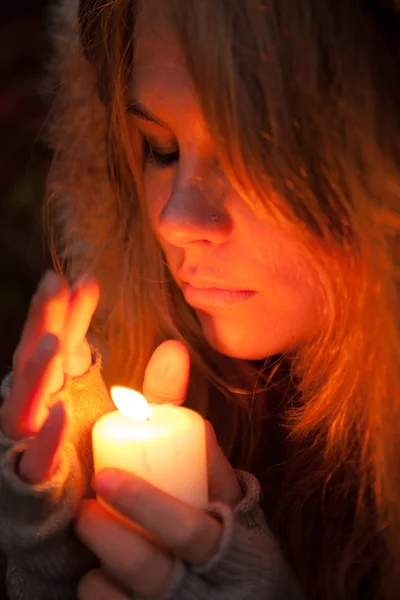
[0,0,399,599]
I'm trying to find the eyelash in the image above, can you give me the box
[143,140,180,168]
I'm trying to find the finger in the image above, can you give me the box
[13,271,69,374]
[1,333,63,439]
[206,421,242,507]
[66,275,99,349]
[76,500,176,599]
[19,401,68,484]
[78,569,130,600]
[143,340,190,405]
[92,469,222,566]
[64,275,100,377]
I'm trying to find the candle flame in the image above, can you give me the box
[110,386,153,422]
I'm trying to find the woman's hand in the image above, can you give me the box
[76,340,242,600]
[0,270,100,484]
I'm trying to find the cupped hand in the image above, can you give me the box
[0,270,100,484]
[76,340,242,600]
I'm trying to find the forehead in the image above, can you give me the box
[132,1,187,96]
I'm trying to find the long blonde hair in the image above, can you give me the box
[46,0,400,598]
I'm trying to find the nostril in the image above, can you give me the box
[157,184,231,248]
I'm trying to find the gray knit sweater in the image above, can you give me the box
[0,351,305,600]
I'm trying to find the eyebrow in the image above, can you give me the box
[126,100,167,127]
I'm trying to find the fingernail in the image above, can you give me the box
[93,468,120,497]
[41,271,62,295]
[37,333,59,355]
[48,400,65,419]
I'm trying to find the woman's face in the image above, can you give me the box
[130,3,324,360]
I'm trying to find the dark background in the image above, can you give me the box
[0,0,53,380]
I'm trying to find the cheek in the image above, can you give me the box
[192,213,325,358]
[196,271,323,360]
[144,169,181,266]
[144,169,173,230]
[252,225,325,334]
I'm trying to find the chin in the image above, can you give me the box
[197,311,294,360]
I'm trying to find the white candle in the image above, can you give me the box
[92,386,208,509]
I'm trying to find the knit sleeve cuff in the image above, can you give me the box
[147,500,304,600]
[62,345,103,395]
[0,347,106,561]
[146,470,305,600]
[233,469,267,529]
[0,346,105,545]
[0,435,83,556]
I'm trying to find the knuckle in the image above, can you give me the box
[73,338,89,356]
[118,538,153,582]
[22,349,53,385]
[177,513,202,555]
[24,350,46,376]
[77,570,99,599]
[66,339,92,378]
[118,478,143,507]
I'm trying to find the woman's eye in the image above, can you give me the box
[144,139,179,168]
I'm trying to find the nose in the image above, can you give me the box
[157,181,232,247]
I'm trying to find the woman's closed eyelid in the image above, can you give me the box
[143,139,180,168]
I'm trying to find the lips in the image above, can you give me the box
[180,274,252,291]
[181,282,257,309]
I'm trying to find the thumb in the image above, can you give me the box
[142,340,190,405]
[206,421,242,508]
